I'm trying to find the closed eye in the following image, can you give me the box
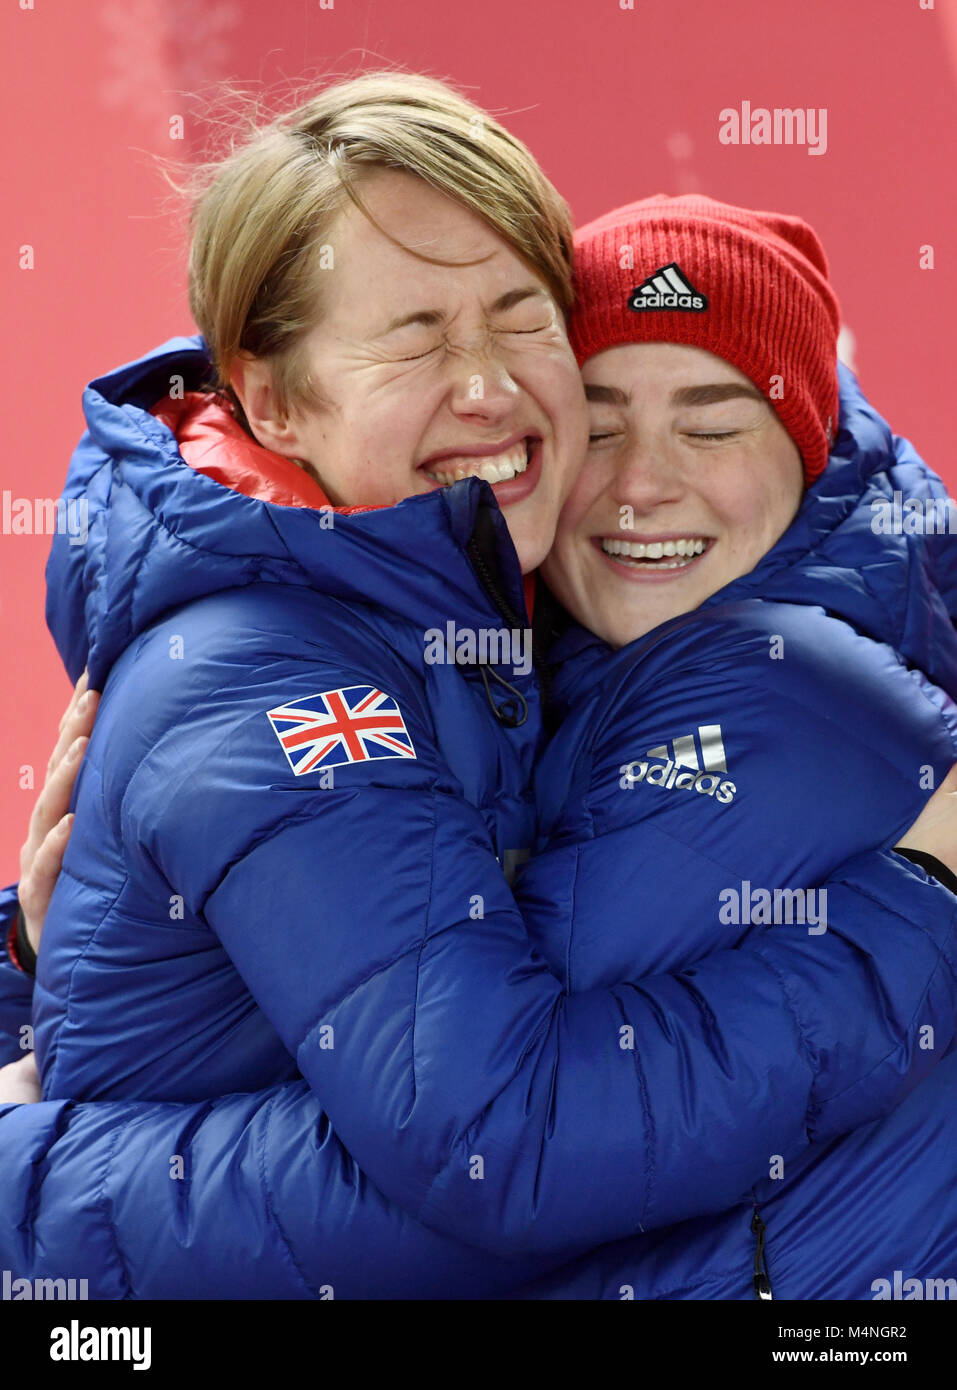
[395,344,443,362]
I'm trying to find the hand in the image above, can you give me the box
[18,671,100,953]
[0,1052,40,1105]
[895,761,957,878]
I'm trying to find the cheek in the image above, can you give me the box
[344,397,429,478]
[704,466,787,551]
[543,479,609,591]
[341,364,437,429]
[555,460,607,535]
[531,354,589,440]
[746,465,803,544]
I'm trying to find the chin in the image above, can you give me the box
[511,527,548,576]
[596,601,680,648]
[516,549,544,577]
[615,617,659,646]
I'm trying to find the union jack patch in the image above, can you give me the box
[265,685,417,776]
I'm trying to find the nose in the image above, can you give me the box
[611,435,685,517]
[446,334,521,424]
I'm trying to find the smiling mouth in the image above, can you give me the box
[420,436,536,487]
[600,536,713,569]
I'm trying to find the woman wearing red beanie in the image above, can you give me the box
[518,194,957,1296]
[544,194,844,646]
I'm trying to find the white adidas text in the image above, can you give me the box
[619,723,736,803]
[620,758,736,803]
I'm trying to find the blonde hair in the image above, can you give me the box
[165,71,574,430]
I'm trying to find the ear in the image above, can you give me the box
[229,351,308,458]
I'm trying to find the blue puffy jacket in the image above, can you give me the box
[507,363,957,1298]
[0,344,954,1298]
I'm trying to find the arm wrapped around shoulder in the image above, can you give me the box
[742,848,957,1148]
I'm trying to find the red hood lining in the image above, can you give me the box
[149,391,378,515]
[148,389,536,619]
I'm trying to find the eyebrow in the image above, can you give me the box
[382,308,446,334]
[585,384,630,405]
[584,382,767,408]
[492,286,546,314]
[670,383,767,408]
[380,285,545,336]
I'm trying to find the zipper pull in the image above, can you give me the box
[751,1208,774,1300]
[477,663,528,727]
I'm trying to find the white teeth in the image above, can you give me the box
[423,441,531,487]
[601,536,709,565]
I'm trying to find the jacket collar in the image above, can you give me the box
[49,336,530,685]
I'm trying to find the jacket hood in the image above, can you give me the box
[549,362,957,701]
[47,335,530,687]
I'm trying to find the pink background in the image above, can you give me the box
[2,0,956,870]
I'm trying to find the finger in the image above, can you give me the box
[21,733,82,877]
[18,1051,39,1084]
[28,736,88,866]
[46,689,99,780]
[0,1054,42,1104]
[57,670,88,735]
[47,692,91,777]
[19,814,73,953]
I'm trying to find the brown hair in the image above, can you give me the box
[162,71,574,431]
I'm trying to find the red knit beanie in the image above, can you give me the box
[569,194,841,484]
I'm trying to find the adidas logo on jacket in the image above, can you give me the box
[620,723,737,803]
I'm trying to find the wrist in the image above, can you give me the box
[894,847,957,897]
[7,905,37,977]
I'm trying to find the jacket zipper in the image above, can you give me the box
[465,523,554,729]
[751,1206,774,1300]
